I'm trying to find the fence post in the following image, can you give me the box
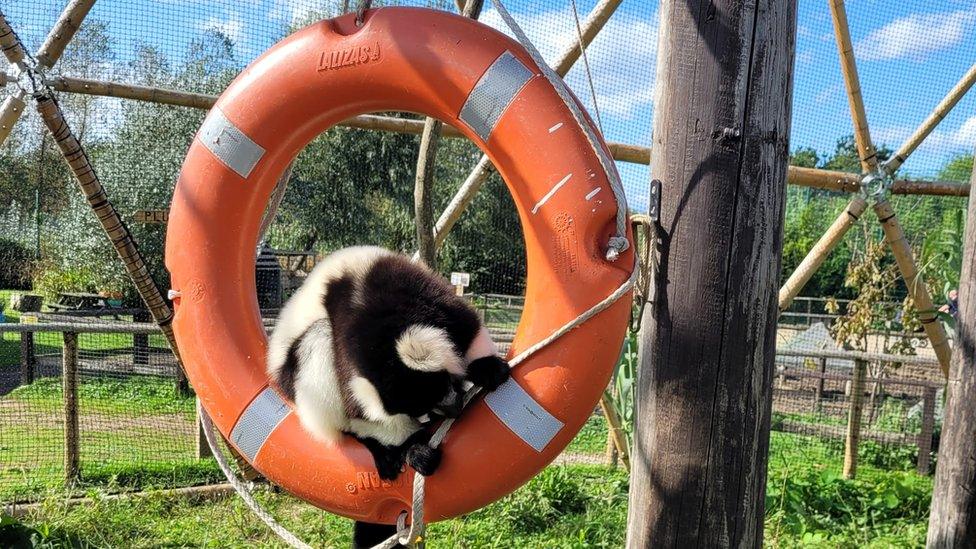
[813,356,827,412]
[916,385,937,475]
[843,358,867,479]
[62,331,80,485]
[20,331,35,385]
[133,309,149,366]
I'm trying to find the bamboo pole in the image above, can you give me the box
[884,63,976,174]
[891,179,969,197]
[430,0,624,252]
[873,200,952,376]
[0,2,97,147]
[829,0,878,173]
[778,197,868,310]
[412,0,481,267]
[0,10,28,65]
[48,75,217,109]
[598,393,630,471]
[35,0,97,69]
[788,165,861,193]
[0,91,26,145]
[414,117,443,266]
[38,75,976,198]
[35,94,190,394]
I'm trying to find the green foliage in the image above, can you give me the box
[937,153,974,183]
[765,467,930,547]
[0,238,33,289]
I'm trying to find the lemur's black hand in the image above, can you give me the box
[355,436,406,481]
[406,444,442,476]
[466,355,511,392]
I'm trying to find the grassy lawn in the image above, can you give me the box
[0,376,213,502]
[1,370,934,547]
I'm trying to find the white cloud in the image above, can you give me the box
[199,15,245,44]
[478,5,658,122]
[875,114,976,156]
[855,9,976,61]
[269,0,334,28]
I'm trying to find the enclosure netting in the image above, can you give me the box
[0,0,971,512]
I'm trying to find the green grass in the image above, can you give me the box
[2,464,630,548]
[564,415,608,455]
[6,376,195,415]
[0,373,934,547]
[1,376,207,502]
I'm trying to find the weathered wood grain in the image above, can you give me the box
[626,1,797,546]
[926,152,976,548]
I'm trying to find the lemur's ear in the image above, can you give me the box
[396,324,464,375]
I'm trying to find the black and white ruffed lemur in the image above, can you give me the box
[266,246,510,548]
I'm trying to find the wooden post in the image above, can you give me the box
[132,309,149,366]
[19,332,35,385]
[813,356,827,412]
[927,156,976,547]
[916,386,937,475]
[843,359,867,479]
[625,1,796,546]
[63,331,80,485]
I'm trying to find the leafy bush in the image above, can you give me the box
[0,238,33,290]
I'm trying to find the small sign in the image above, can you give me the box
[450,272,470,296]
[133,209,169,224]
[450,272,470,287]
[21,313,38,324]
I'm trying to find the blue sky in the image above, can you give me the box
[3,0,975,210]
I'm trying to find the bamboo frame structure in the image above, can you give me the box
[829,0,878,173]
[779,0,959,376]
[33,74,970,197]
[36,94,189,393]
[0,1,95,148]
[884,63,976,174]
[0,1,966,378]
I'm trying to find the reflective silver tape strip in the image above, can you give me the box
[459,51,534,141]
[230,386,291,461]
[484,378,564,452]
[198,107,266,178]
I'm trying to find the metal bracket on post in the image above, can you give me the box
[648,179,661,223]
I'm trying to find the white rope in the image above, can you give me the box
[205,2,637,546]
[198,401,313,549]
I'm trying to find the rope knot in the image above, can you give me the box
[605,236,630,261]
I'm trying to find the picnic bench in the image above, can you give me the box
[47,292,122,313]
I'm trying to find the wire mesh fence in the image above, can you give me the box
[0,0,971,523]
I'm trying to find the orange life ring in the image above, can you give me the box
[165,7,633,524]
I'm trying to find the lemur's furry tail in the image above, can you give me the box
[352,521,398,548]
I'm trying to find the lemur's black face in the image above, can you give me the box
[372,366,464,420]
